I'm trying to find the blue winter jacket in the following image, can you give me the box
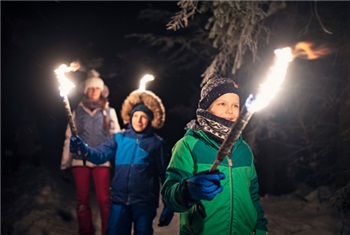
[86,124,170,207]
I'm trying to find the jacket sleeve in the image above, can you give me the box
[109,107,121,135]
[87,134,117,165]
[161,137,195,212]
[250,161,268,233]
[60,111,75,170]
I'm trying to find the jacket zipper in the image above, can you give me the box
[127,136,139,204]
[229,164,234,235]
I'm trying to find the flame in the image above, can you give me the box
[54,62,80,97]
[246,47,293,113]
[293,42,331,60]
[138,74,154,91]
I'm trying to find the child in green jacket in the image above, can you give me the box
[161,77,268,235]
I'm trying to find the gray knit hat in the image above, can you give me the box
[199,77,240,110]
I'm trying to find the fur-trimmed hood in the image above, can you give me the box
[121,90,165,129]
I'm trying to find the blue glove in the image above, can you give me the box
[187,170,225,202]
[158,206,174,227]
[69,135,88,157]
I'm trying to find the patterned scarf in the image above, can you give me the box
[82,96,105,111]
[187,108,234,144]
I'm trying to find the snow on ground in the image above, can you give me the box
[261,194,348,235]
[1,157,349,235]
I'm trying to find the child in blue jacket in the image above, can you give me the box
[70,89,174,235]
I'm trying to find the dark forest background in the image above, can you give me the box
[2,1,350,222]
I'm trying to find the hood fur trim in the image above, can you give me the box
[121,90,165,129]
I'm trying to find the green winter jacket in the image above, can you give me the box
[161,129,268,235]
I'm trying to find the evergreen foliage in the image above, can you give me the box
[167,1,286,86]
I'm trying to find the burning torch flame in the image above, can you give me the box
[246,47,293,113]
[248,42,331,112]
[211,42,331,172]
[138,74,154,91]
[210,47,293,171]
[54,62,80,97]
[293,42,331,60]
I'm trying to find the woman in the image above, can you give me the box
[61,69,120,235]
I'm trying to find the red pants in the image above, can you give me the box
[72,166,111,235]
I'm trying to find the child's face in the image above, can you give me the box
[131,111,149,132]
[207,93,240,122]
[86,87,102,101]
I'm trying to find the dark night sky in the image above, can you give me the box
[2,1,198,157]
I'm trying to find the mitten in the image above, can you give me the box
[158,206,174,227]
[186,170,225,202]
[69,135,88,157]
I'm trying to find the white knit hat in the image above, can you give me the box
[84,69,104,93]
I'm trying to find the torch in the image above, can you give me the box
[54,62,86,165]
[138,74,155,91]
[210,47,294,172]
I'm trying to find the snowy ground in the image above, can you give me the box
[1,152,349,235]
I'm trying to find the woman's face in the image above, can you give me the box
[207,93,240,122]
[86,87,102,101]
[131,111,149,132]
